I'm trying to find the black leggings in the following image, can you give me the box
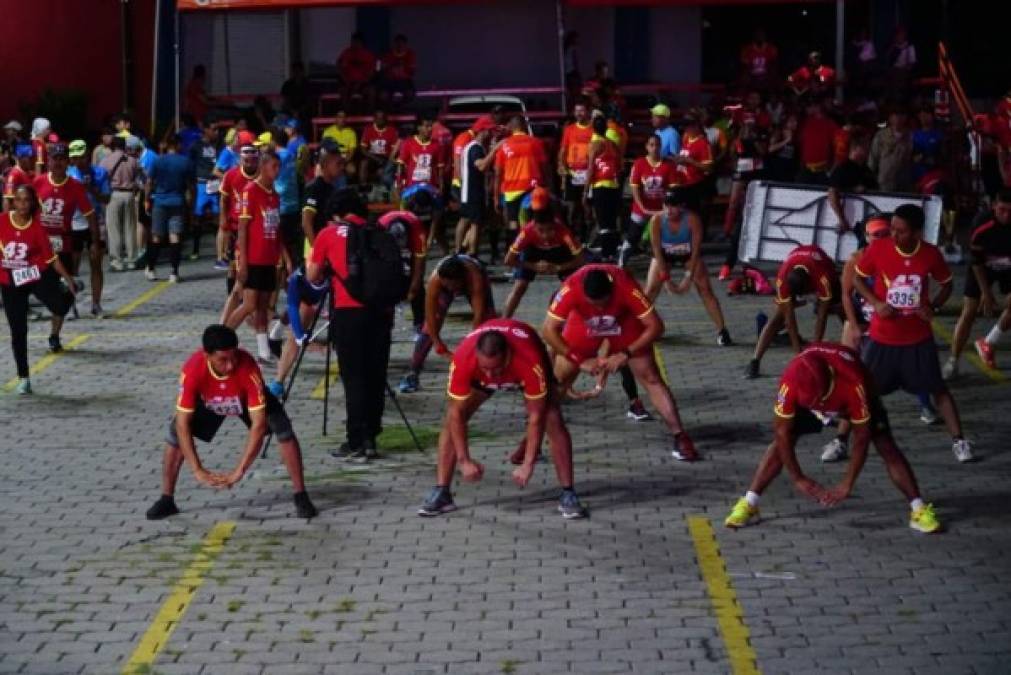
[2,269,73,377]
[592,186,622,258]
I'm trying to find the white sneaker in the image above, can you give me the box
[268,319,286,342]
[952,438,974,463]
[145,269,157,281]
[919,407,938,425]
[820,437,848,462]
[942,357,959,380]
[168,273,180,284]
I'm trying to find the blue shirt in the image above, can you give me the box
[215,147,238,173]
[656,125,681,159]
[68,165,110,228]
[149,152,194,207]
[286,135,307,155]
[178,126,202,155]
[139,148,158,179]
[275,147,299,215]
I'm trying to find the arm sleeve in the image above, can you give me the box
[446,360,472,400]
[930,247,953,284]
[854,245,876,278]
[244,366,267,412]
[546,283,573,320]
[521,361,548,400]
[773,381,796,419]
[176,371,197,412]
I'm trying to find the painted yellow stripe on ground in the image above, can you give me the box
[121,521,236,675]
[688,516,761,675]
[3,334,92,392]
[932,320,1007,383]
[114,280,171,318]
[653,343,670,386]
[310,361,340,400]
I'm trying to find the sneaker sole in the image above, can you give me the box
[558,505,588,519]
[626,413,650,421]
[725,514,760,529]
[671,452,700,462]
[909,522,941,534]
[820,453,848,463]
[417,504,457,517]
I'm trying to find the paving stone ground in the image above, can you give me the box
[1,244,1009,675]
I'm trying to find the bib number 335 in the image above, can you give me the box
[886,274,922,312]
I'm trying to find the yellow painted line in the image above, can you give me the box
[688,516,761,675]
[653,343,670,387]
[932,320,1007,384]
[114,281,171,318]
[121,521,236,675]
[3,334,92,391]
[310,361,340,400]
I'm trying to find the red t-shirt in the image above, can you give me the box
[676,133,713,186]
[220,166,257,231]
[774,343,872,425]
[447,319,550,401]
[378,209,427,259]
[397,136,443,188]
[855,237,952,346]
[547,263,654,325]
[238,180,282,266]
[308,215,368,309]
[381,47,416,81]
[630,157,677,217]
[775,244,838,304]
[510,222,582,256]
[0,212,57,286]
[176,348,266,416]
[731,107,772,131]
[798,115,840,169]
[3,166,33,199]
[741,43,778,76]
[361,123,398,157]
[495,132,547,197]
[33,173,93,254]
[591,138,620,185]
[338,44,376,84]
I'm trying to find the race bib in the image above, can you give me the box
[412,154,432,182]
[662,242,691,257]
[736,158,761,173]
[262,208,280,240]
[570,169,588,186]
[585,315,621,337]
[49,236,64,253]
[12,265,41,287]
[205,179,222,195]
[986,256,1011,272]
[885,275,922,312]
[205,395,243,417]
[370,140,387,154]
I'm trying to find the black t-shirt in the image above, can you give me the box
[302,177,336,235]
[970,218,1011,272]
[830,159,878,192]
[188,140,219,181]
[460,140,486,205]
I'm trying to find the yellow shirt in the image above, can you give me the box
[322,125,358,158]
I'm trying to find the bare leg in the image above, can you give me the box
[435,393,486,486]
[644,259,663,301]
[950,298,979,360]
[503,279,530,318]
[89,247,104,307]
[872,432,921,501]
[544,403,574,487]
[746,441,785,495]
[277,437,307,493]
[753,307,785,363]
[225,288,259,330]
[693,260,726,332]
[932,387,964,438]
[628,353,685,436]
[454,217,471,253]
[160,443,186,495]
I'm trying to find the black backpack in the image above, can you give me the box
[338,222,411,307]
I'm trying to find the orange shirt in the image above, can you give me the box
[494,132,546,199]
[559,122,593,174]
[452,129,476,186]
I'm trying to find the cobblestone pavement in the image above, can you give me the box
[1,246,1009,675]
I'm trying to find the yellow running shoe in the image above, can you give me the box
[910,503,941,534]
[724,497,760,529]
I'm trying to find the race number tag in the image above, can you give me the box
[663,242,691,257]
[736,158,757,173]
[12,265,41,287]
[886,275,922,312]
[205,179,222,195]
[49,236,64,253]
[585,315,621,337]
[412,154,432,183]
[205,396,243,417]
[262,208,280,240]
[570,169,588,186]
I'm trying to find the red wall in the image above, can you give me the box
[0,0,156,134]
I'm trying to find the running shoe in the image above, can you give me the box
[398,372,420,393]
[145,268,157,282]
[15,378,32,395]
[919,406,939,425]
[188,252,200,261]
[617,242,633,268]
[820,437,848,462]
[744,358,760,379]
[941,357,959,380]
[213,258,229,271]
[350,438,380,464]
[109,259,124,272]
[418,487,457,517]
[626,398,651,421]
[293,491,318,519]
[716,328,733,346]
[724,497,760,529]
[718,264,732,281]
[558,491,588,520]
[268,319,286,342]
[909,503,941,534]
[329,442,360,460]
[952,438,975,463]
[90,303,104,319]
[975,338,997,370]
[266,380,284,398]
[145,495,179,520]
[168,273,180,284]
[671,432,700,461]
[48,335,62,353]
[134,249,147,267]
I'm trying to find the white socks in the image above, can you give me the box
[745,491,761,507]
[985,324,1005,346]
[910,498,925,512]
[256,332,270,358]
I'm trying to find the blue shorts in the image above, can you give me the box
[194,181,220,216]
[152,204,185,238]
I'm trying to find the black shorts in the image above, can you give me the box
[165,391,293,447]
[660,252,691,267]
[513,246,575,282]
[793,395,890,438]
[245,264,278,292]
[280,212,302,247]
[460,196,485,221]
[57,252,73,272]
[564,177,585,203]
[71,231,92,253]
[860,337,946,397]
[963,267,1011,300]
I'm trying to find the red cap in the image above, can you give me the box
[865,216,890,237]
[236,130,257,147]
[46,132,61,143]
[530,186,551,211]
[472,115,496,133]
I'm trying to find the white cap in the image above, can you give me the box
[31,117,51,138]
[3,120,22,132]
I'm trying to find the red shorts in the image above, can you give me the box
[562,314,647,363]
